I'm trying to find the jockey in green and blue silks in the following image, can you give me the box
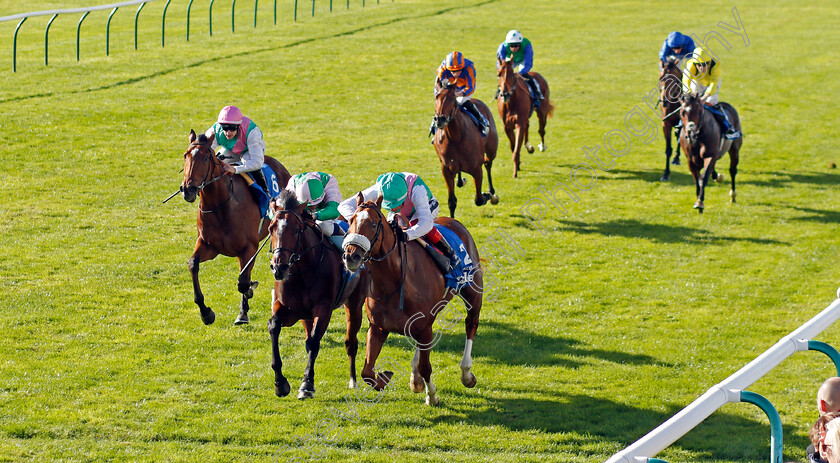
[286,172,345,248]
[203,106,267,188]
[496,29,543,101]
[338,172,460,273]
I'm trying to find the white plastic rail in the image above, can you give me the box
[0,1,161,23]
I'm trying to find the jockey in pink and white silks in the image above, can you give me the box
[338,172,460,274]
[285,172,345,249]
[204,105,268,190]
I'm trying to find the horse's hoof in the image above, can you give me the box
[526,144,535,154]
[693,200,704,212]
[275,378,291,397]
[539,143,547,152]
[456,178,466,188]
[375,370,394,390]
[297,389,315,400]
[672,158,680,166]
[233,312,249,325]
[490,194,499,205]
[426,394,441,406]
[201,309,216,326]
[715,173,725,183]
[410,374,425,393]
[461,371,477,388]
[348,378,357,389]
[660,174,670,182]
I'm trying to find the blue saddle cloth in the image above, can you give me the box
[458,105,482,129]
[434,224,476,290]
[247,164,282,219]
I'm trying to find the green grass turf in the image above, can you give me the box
[1,0,839,461]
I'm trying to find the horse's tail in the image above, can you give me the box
[544,99,555,118]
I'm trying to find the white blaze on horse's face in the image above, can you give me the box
[275,218,288,241]
[191,148,199,156]
[354,210,370,228]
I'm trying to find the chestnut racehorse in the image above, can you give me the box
[181,130,291,325]
[678,94,742,212]
[496,58,554,178]
[433,81,499,218]
[658,57,684,181]
[266,191,369,400]
[341,193,483,405]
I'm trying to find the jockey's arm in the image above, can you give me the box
[338,184,379,220]
[461,65,476,97]
[703,64,721,99]
[315,175,343,221]
[233,126,266,174]
[519,43,534,75]
[404,187,434,241]
[495,43,507,67]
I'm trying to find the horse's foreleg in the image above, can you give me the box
[235,250,259,325]
[268,309,291,398]
[673,125,682,164]
[361,325,391,391]
[661,123,672,181]
[728,143,740,204]
[415,329,439,406]
[484,157,499,205]
[299,310,332,400]
[442,165,457,218]
[188,242,218,325]
[344,289,364,389]
[512,125,524,178]
[471,165,488,207]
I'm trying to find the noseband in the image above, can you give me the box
[344,204,399,263]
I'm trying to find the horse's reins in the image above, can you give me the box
[185,143,234,214]
[268,210,329,278]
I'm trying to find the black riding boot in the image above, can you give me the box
[424,244,453,274]
[461,100,489,137]
[253,169,269,193]
[523,74,544,100]
[712,105,741,139]
[433,237,462,269]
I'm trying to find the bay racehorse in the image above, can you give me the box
[496,58,554,178]
[341,193,483,405]
[433,81,499,218]
[181,130,291,325]
[658,56,684,181]
[267,190,369,399]
[678,94,742,212]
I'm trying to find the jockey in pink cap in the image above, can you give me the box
[203,105,269,191]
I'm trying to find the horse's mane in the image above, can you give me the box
[275,189,300,211]
[196,133,209,144]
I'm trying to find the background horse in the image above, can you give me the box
[678,95,742,212]
[496,58,554,178]
[266,191,369,399]
[658,57,684,181]
[433,81,499,218]
[181,130,291,325]
[342,193,483,406]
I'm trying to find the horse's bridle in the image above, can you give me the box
[269,210,328,277]
[434,88,459,129]
[347,203,400,263]
[346,203,407,309]
[184,142,228,192]
[498,66,517,102]
[681,98,705,143]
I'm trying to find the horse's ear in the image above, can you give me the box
[207,132,215,145]
[375,194,383,208]
[356,191,365,207]
[189,129,196,144]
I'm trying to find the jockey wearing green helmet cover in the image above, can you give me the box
[286,172,345,248]
[338,172,460,273]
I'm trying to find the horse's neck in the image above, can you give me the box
[199,175,242,213]
[443,112,466,142]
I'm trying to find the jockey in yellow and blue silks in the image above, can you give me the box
[681,47,741,140]
[434,51,489,137]
[496,29,543,101]
[338,172,460,274]
[204,105,269,191]
[286,172,345,249]
[659,31,695,70]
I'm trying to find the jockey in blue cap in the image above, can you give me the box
[659,31,696,70]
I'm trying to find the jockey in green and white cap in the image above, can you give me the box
[338,172,460,273]
[286,172,345,248]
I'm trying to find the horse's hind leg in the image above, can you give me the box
[188,242,218,325]
[299,309,332,399]
[235,252,259,325]
[729,142,740,204]
[442,165,457,218]
[344,281,366,389]
[661,123,673,181]
[459,286,482,388]
[414,329,439,406]
[484,157,499,205]
[537,108,548,152]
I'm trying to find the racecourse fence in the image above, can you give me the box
[606,289,840,463]
[1,0,392,72]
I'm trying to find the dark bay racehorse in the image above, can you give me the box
[433,81,499,218]
[267,191,369,399]
[342,194,483,405]
[679,95,742,212]
[181,130,291,325]
[496,58,554,178]
[658,57,684,181]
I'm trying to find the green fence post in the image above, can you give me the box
[809,340,840,375]
[254,0,258,28]
[45,14,58,66]
[740,390,783,463]
[312,0,315,17]
[162,0,172,46]
[294,0,298,22]
[107,7,119,56]
[346,0,349,9]
[330,0,332,12]
[76,12,89,61]
[13,17,27,72]
[187,0,194,41]
[232,0,237,33]
[273,0,277,25]
[135,3,146,49]
[209,0,215,35]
